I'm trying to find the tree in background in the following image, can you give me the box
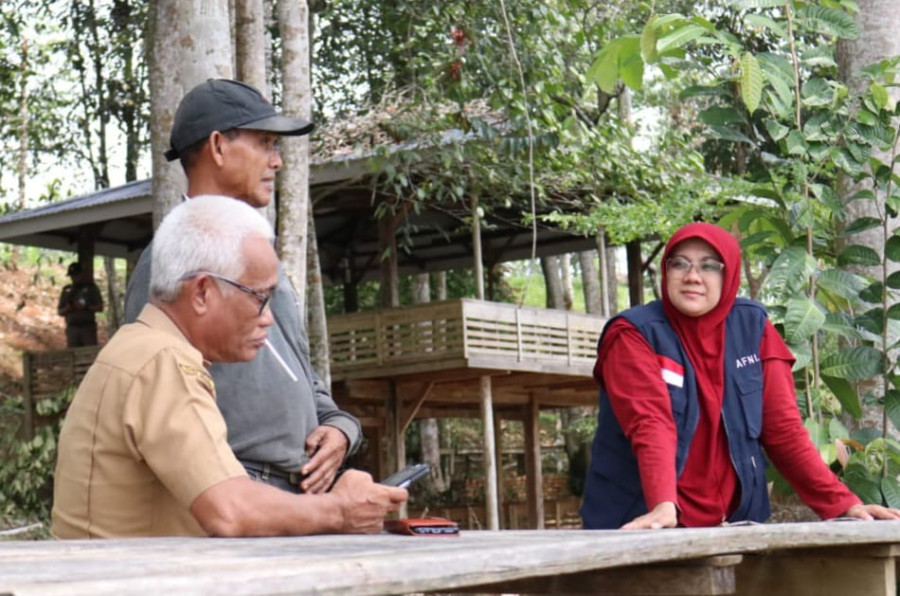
[835,0,900,435]
[592,0,900,508]
[67,0,149,329]
[0,3,74,214]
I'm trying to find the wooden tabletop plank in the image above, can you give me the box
[2,522,900,596]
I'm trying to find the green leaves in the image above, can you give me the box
[885,390,900,436]
[764,246,817,297]
[588,35,643,93]
[795,5,860,40]
[819,346,884,379]
[885,235,900,262]
[784,297,825,344]
[837,244,881,267]
[843,464,883,505]
[590,15,722,94]
[882,476,900,509]
[740,52,763,114]
[822,375,861,419]
[656,22,710,55]
[841,217,881,236]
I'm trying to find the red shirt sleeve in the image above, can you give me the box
[598,318,679,510]
[759,320,861,519]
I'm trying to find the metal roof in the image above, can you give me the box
[0,149,597,282]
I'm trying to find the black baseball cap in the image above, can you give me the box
[164,79,315,161]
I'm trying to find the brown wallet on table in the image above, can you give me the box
[384,517,460,537]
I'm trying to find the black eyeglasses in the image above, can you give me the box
[180,271,273,316]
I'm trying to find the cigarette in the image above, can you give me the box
[265,338,298,382]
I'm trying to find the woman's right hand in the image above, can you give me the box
[620,501,678,530]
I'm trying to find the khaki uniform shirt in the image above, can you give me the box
[51,304,247,538]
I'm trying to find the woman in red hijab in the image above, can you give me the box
[580,223,900,529]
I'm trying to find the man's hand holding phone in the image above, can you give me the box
[381,463,431,488]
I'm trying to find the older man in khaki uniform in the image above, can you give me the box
[52,196,407,538]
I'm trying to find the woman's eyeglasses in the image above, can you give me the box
[666,256,724,278]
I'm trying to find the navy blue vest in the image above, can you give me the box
[580,298,770,529]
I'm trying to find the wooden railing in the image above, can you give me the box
[20,346,101,438]
[21,300,606,435]
[412,496,581,531]
[329,299,605,380]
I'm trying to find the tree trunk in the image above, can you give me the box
[412,271,447,493]
[234,0,275,222]
[579,251,601,315]
[412,272,429,303]
[836,0,900,434]
[560,254,574,311]
[541,255,565,310]
[12,37,27,270]
[606,245,619,316]
[275,0,312,310]
[379,214,400,308]
[235,0,266,89]
[149,0,232,227]
[435,271,447,300]
[306,201,330,385]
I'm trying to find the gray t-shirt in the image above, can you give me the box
[124,244,361,473]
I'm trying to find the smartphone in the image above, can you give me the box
[381,463,431,488]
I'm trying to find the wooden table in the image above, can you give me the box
[2,521,900,595]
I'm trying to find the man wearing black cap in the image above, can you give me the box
[58,262,104,348]
[125,79,361,496]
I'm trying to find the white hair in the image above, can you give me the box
[150,195,275,303]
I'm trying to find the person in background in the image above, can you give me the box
[57,261,104,348]
[124,79,359,495]
[52,196,407,538]
[581,222,900,529]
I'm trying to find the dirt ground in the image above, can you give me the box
[0,264,69,401]
[0,261,113,397]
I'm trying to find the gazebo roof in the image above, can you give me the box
[0,149,596,283]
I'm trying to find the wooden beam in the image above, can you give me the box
[398,381,434,434]
[458,555,741,595]
[736,545,899,596]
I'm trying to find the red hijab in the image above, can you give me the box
[661,223,742,404]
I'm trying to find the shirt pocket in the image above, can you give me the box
[736,374,763,438]
[669,385,688,419]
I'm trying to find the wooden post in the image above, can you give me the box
[471,192,500,529]
[494,413,505,528]
[77,224,99,277]
[524,396,544,529]
[479,375,500,530]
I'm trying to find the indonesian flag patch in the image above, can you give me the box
[657,355,684,388]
